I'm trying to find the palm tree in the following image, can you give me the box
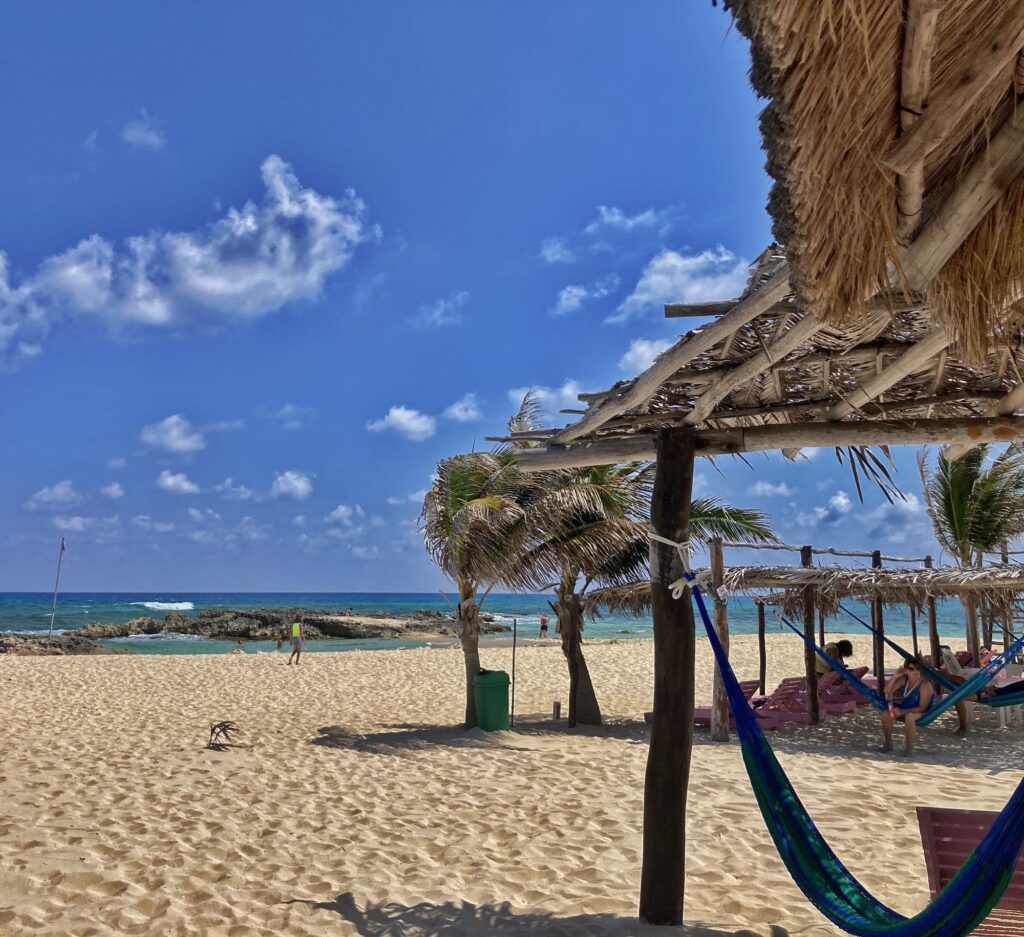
[519,461,779,727]
[918,444,1024,658]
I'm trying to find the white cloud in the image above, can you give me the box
[386,496,404,506]
[188,507,220,522]
[53,515,90,532]
[619,337,673,372]
[131,514,176,533]
[214,477,257,502]
[106,457,127,470]
[747,481,794,497]
[414,291,467,328]
[157,470,200,495]
[367,406,437,441]
[325,503,364,526]
[121,109,166,150]
[444,393,482,423]
[270,470,313,500]
[82,130,98,154]
[141,414,205,454]
[0,156,373,365]
[24,480,82,512]
[100,481,125,500]
[507,379,586,421]
[259,403,312,431]
[539,237,576,264]
[293,514,306,526]
[584,205,674,236]
[551,274,619,316]
[611,247,748,323]
[351,544,380,560]
[797,489,853,527]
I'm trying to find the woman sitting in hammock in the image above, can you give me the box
[881,655,933,755]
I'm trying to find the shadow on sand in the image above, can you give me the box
[287,892,788,937]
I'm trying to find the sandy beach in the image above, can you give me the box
[1,633,1020,936]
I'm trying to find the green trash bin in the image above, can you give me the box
[473,669,510,731]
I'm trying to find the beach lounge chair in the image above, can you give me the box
[646,679,761,725]
[814,671,857,715]
[693,675,817,731]
[917,806,1024,936]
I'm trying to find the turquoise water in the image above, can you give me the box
[0,591,976,655]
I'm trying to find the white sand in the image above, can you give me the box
[0,633,1020,936]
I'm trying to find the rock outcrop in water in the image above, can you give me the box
[77,607,511,642]
[0,634,125,656]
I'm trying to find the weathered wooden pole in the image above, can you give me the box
[757,601,767,695]
[710,537,730,742]
[818,607,826,646]
[1001,543,1011,652]
[640,427,696,926]
[925,556,941,669]
[910,605,919,657]
[871,550,886,683]
[800,545,819,724]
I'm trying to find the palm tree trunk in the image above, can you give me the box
[457,597,482,728]
[962,596,982,666]
[555,588,602,727]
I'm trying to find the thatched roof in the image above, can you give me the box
[724,1,1024,358]
[586,563,1024,619]
[501,4,1024,472]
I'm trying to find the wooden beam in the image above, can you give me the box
[640,427,696,925]
[801,545,819,725]
[664,299,741,319]
[900,107,1024,291]
[1015,50,1024,98]
[884,6,1024,177]
[684,316,822,425]
[942,382,1024,460]
[815,328,950,421]
[710,538,730,742]
[517,415,1024,470]
[896,0,942,242]
[757,601,767,695]
[548,265,792,444]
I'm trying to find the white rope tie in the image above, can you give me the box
[648,532,699,599]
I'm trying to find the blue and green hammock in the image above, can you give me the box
[688,574,1024,936]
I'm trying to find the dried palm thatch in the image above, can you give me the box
[586,563,1024,619]
[207,721,241,751]
[722,1,1024,360]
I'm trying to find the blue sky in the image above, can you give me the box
[1,3,941,592]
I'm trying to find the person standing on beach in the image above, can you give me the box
[539,613,549,640]
[288,620,306,665]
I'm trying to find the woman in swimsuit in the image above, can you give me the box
[880,655,933,756]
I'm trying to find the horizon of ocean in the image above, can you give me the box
[0,591,980,656]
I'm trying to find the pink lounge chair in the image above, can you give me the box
[917,806,1024,935]
[646,680,762,725]
[692,676,816,731]
[815,671,857,715]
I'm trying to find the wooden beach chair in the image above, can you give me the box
[917,806,1024,936]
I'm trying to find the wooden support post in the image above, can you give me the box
[800,545,819,724]
[757,601,767,696]
[871,550,886,684]
[640,427,696,926]
[924,556,941,668]
[910,605,919,657]
[1002,543,1012,652]
[710,538,730,742]
[818,607,826,647]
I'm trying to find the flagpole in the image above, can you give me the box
[47,538,66,638]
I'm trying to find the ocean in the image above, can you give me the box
[0,591,979,656]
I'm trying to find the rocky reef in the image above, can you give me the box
[77,607,511,642]
[0,633,126,656]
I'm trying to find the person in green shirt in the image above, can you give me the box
[287,620,306,665]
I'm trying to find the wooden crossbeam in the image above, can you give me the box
[942,383,1024,461]
[884,5,1024,177]
[517,416,1024,471]
[896,0,942,243]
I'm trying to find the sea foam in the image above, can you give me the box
[129,601,195,611]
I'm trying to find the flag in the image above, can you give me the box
[60,537,66,553]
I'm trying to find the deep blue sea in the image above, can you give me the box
[0,591,977,655]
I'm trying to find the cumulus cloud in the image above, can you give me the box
[121,109,166,149]
[259,403,312,431]
[52,515,90,532]
[444,393,482,423]
[325,503,364,526]
[367,406,437,441]
[507,379,586,421]
[414,291,467,328]
[610,247,748,323]
[100,481,125,500]
[157,470,200,495]
[0,156,374,365]
[351,544,380,560]
[23,480,82,512]
[584,205,675,236]
[551,274,619,316]
[798,490,853,526]
[619,337,673,372]
[131,514,176,533]
[270,470,313,500]
[747,481,794,497]
[141,414,205,454]
[539,237,576,264]
[188,507,220,522]
[214,477,257,502]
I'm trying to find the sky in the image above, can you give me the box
[0,2,944,592]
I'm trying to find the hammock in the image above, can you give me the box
[778,616,888,710]
[688,574,1024,937]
